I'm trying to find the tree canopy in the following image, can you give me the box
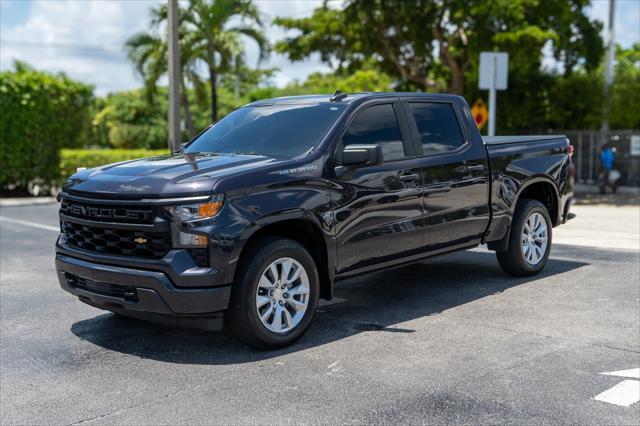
[275,0,604,96]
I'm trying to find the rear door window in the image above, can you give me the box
[408,103,465,154]
[342,104,407,161]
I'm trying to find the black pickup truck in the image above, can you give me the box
[56,92,573,349]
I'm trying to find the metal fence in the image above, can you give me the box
[546,130,640,187]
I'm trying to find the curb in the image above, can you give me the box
[0,197,58,207]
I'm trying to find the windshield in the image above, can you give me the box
[185,103,346,158]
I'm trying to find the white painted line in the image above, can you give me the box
[601,368,640,379]
[318,297,348,307]
[0,197,57,207]
[326,360,342,374]
[594,380,640,407]
[0,216,60,233]
[327,361,340,369]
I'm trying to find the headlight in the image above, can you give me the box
[169,194,224,222]
[167,194,224,247]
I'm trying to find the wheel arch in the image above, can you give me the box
[233,214,334,300]
[515,178,560,226]
[489,177,560,252]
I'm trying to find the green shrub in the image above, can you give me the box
[91,89,169,149]
[0,62,93,195]
[60,149,168,182]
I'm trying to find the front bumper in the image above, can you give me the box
[56,250,231,330]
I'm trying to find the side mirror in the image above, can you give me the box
[341,144,383,167]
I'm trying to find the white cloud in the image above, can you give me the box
[1,0,164,94]
[0,0,336,95]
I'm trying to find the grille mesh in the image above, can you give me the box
[61,221,171,259]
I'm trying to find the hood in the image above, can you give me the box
[64,153,276,198]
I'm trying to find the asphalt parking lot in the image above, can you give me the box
[1,198,639,425]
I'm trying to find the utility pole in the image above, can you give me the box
[167,0,181,152]
[602,0,616,132]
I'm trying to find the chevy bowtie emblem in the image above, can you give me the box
[134,237,148,244]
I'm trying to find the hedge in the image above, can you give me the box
[60,149,169,182]
[0,63,93,195]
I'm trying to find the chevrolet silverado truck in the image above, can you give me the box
[56,92,573,349]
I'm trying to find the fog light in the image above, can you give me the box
[178,232,208,246]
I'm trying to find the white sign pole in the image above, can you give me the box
[488,56,497,137]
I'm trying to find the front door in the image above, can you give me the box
[331,102,425,274]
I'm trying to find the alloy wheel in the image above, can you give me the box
[255,257,310,333]
[521,212,548,265]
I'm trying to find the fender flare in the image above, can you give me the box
[227,209,336,298]
[488,176,560,252]
[509,176,560,216]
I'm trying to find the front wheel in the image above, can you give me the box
[496,199,552,277]
[224,238,319,349]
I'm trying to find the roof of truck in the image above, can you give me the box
[248,92,464,106]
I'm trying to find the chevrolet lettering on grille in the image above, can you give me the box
[61,201,152,222]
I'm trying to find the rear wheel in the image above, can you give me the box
[224,238,319,349]
[496,199,552,277]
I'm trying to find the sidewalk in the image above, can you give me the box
[574,183,640,195]
[574,192,640,207]
[555,203,639,251]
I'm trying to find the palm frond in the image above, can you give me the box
[230,26,270,63]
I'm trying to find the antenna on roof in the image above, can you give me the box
[330,89,348,102]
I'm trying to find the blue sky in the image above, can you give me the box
[1,0,638,95]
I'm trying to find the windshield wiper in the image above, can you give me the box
[228,151,264,157]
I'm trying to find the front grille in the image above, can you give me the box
[61,221,171,259]
[66,273,138,302]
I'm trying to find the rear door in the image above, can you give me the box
[402,100,490,250]
[331,101,425,273]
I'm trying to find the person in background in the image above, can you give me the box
[599,143,617,194]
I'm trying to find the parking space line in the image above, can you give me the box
[0,216,59,232]
[594,380,640,407]
[602,368,640,379]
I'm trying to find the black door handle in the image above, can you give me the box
[399,173,419,182]
[467,164,485,173]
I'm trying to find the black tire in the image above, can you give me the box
[224,237,320,349]
[496,199,552,277]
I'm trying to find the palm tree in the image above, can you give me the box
[125,8,203,138]
[184,0,268,121]
[126,0,268,130]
